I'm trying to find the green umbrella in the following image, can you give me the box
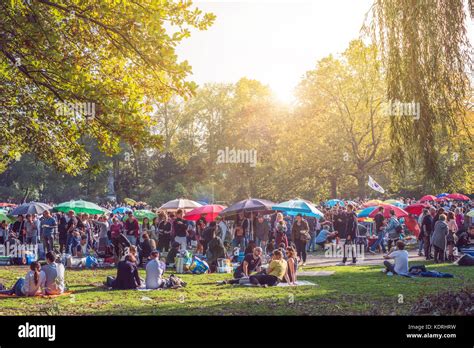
[53,200,108,215]
[133,209,156,222]
[0,212,14,223]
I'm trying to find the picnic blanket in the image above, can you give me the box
[297,271,335,277]
[241,280,317,287]
[0,291,73,299]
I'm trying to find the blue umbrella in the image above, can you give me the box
[357,206,377,218]
[326,199,345,207]
[272,199,324,218]
[112,207,132,214]
[436,193,449,198]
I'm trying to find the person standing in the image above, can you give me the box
[11,215,26,244]
[57,212,69,254]
[254,215,270,252]
[417,209,429,256]
[421,207,436,260]
[432,214,449,263]
[173,209,188,251]
[216,216,228,243]
[338,204,358,266]
[24,214,38,245]
[124,212,139,246]
[157,212,172,252]
[40,211,57,253]
[291,213,310,266]
[446,211,458,261]
[369,206,386,254]
[65,210,78,254]
[385,210,401,252]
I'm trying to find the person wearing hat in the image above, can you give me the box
[145,250,165,289]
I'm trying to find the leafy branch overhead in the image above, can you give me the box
[0,0,215,174]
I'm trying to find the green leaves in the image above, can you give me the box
[0,0,215,174]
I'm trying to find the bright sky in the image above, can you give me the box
[176,0,374,103]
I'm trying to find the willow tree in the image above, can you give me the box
[0,0,214,174]
[366,0,473,190]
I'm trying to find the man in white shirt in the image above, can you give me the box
[145,251,165,289]
[383,240,409,275]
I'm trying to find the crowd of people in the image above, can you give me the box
[0,196,472,292]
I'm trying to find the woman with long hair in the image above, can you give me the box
[284,246,298,285]
[446,211,458,261]
[0,261,45,296]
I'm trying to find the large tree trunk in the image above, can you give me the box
[330,177,338,198]
[357,174,366,199]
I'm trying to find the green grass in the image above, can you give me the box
[0,262,472,315]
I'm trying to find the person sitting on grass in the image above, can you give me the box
[42,252,65,295]
[139,232,156,265]
[206,233,226,273]
[74,234,91,257]
[283,246,298,285]
[249,249,287,287]
[166,242,180,266]
[0,261,45,296]
[221,247,263,285]
[383,240,409,276]
[145,251,165,289]
[107,254,141,290]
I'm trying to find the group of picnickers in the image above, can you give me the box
[0,194,471,291]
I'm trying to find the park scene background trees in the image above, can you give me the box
[0,0,472,205]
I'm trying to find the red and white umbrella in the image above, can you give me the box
[184,205,227,222]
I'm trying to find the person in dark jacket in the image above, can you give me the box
[139,232,156,265]
[291,214,310,266]
[166,242,180,266]
[57,213,69,254]
[338,204,358,265]
[206,234,226,272]
[421,207,436,260]
[107,254,141,290]
[201,221,217,254]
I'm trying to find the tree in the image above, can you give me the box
[366,0,473,189]
[0,0,214,174]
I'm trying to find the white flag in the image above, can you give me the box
[368,175,385,193]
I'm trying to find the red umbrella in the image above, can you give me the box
[446,193,470,201]
[184,204,227,222]
[419,195,437,202]
[368,204,409,219]
[0,203,17,207]
[405,203,430,216]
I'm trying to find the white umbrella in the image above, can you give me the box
[158,198,202,211]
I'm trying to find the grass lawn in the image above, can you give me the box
[0,262,472,315]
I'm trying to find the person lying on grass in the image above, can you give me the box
[383,240,409,276]
[0,261,45,296]
[220,247,263,285]
[249,249,287,287]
